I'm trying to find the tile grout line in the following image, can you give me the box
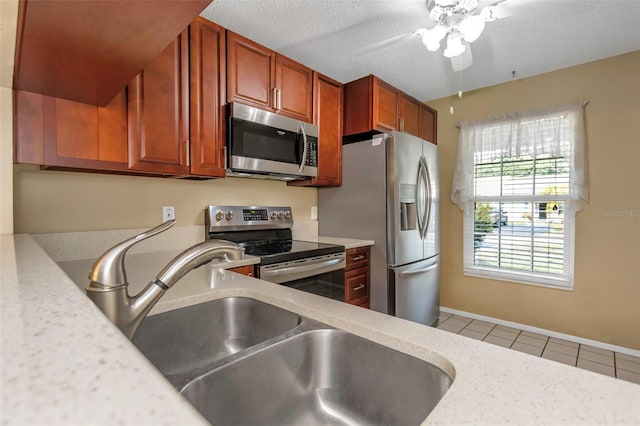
[437,312,638,383]
[438,315,636,380]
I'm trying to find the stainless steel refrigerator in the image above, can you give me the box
[318,131,439,326]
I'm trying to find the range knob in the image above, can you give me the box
[270,211,278,219]
[277,211,284,219]
[215,210,224,221]
[284,211,291,219]
[225,211,233,220]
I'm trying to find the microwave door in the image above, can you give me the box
[227,103,318,178]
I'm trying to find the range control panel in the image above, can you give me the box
[205,205,293,233]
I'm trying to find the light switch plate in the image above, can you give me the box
[311,206,318,220]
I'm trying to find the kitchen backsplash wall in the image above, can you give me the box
[13,165,318,234]
[428,50,640,350]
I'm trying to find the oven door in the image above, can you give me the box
[259,253,345,301]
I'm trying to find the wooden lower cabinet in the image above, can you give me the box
[228,265,255,277]
[345,246,370,308]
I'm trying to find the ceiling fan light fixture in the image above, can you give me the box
[459,14,485,42]
[443,32,466,58]
[422,23,449,51]
[422,36,442,52]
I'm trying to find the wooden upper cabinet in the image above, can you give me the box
[399,94,421,137]
[189,17,227,177]
[274,54,313,122]
[372,79,399,132]
[128,30,190,175]
[344,75,398,137]
[226,31,275,110]
[420,105,438,144]
[14,0,212,106]
[289,73,343,187]
[14,89,128,171]
[344,75,437,142]
[226,31,313,122]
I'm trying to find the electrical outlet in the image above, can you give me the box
[162,206,175,223]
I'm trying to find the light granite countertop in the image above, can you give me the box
[314,236,375,249]
[2,234,639,425]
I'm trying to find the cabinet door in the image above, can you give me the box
[373,78,399,132]
[400,94,421,137]
[128,31,190,175]
[420,105,437,144]
[228,265,255,277]
[189,17,226,178]
[226,30,275,110]
[274,54,313,122]
[289,73,342,187]
[14,90,128,171]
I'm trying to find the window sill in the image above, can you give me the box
[464,266,573,291]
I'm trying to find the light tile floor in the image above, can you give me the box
[437,312,640,385]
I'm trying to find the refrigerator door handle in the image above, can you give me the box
[422,156,432,240]
[416,156,429,240]
[399,263,438,277]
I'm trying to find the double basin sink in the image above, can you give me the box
[133,297,452,425]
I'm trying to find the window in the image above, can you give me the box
[451,103,588,289]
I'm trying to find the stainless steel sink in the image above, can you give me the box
[180,329,452,426]
[132,297,302,388]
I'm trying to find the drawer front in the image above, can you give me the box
[345,266,369,305]
[346,246,370,271]
[228,265,255,277]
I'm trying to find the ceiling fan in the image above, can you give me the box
[354,0,512,71]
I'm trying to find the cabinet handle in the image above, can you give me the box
[351,255,365,261]
[353,285,366,292]
[185,139,190,167]
[276,88,282,111]
[272,87,278,109]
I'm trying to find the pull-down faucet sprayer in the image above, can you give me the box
[85,220,244,339]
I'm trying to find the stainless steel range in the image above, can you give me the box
[205,206,346,300]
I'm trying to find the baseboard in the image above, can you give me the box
[440,306,640,358]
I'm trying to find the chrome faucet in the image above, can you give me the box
[85,220,245,339]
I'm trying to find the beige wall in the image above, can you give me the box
[0,0,18,235]
[13,165,317,233]
[428,51,640,350]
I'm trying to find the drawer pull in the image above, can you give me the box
[351,255,365,261]
[353,285,365,292]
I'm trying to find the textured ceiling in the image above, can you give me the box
[201,0,640,102]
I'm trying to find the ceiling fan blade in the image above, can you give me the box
[480,0,536,20]
[352,32,419,57]
[451,45,473,72]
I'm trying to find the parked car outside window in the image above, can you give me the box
[491,209,508,227]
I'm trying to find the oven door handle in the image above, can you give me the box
[262,256,344,279]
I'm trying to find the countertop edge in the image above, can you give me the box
[2,234,639,426]
[314,236,375,249]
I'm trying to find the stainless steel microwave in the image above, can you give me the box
[227,103,319,180]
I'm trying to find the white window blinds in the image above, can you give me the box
[452,103,588,288]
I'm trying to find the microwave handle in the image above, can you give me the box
[298,122,308,173]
